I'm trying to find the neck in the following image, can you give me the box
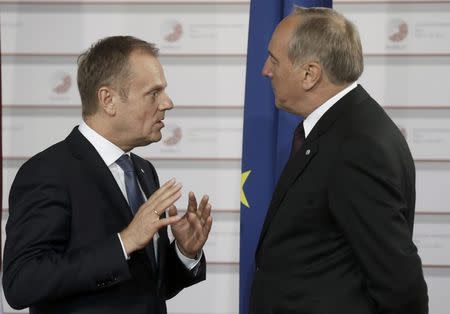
[303,81,353,117]
[83,116,131,152]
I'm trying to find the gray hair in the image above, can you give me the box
[288,7,363,84]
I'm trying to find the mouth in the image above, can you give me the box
[156,118,165,128]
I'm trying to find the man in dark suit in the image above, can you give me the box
[3,36,212,314]
[250,7,428,314]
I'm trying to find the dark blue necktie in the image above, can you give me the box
[116,154,158,269]
[116,154,145,215]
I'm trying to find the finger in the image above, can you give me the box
[187,191,197,213]
[141,182,182,212]
[167,204,178,217]
[200,200,211,222]
[196,195,209,218]
[146,178,180,204]
[203,216,213,236]
[153,190,182,215]
[154,215,181,228]
[187,212,203,231]
[154,182,182,204]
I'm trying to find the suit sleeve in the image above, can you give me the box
[162,242,206,300]
[328,137,428,314]
[144,160,206,300]
[2,158,132,309]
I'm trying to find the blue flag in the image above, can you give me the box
[239,1,332,314]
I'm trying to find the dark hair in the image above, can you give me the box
[77,36,159,117]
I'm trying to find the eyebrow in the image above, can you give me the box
[146,84,166,93]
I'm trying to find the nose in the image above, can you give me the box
[261,58,272,78]
[159,92,174,111]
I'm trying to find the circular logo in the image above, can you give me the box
[51,71,72,94]
[161,20,183,43]
[387,18,409,43]
[163,124,183,146]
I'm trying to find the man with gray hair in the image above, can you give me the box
[250,7,428,314]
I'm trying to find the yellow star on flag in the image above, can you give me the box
[241,170,251,208]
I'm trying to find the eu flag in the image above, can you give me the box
[240,1,332,314]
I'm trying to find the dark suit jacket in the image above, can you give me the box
[3,127,206,314]
[250,85,428,314]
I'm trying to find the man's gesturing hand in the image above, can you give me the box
[169,192,213,259]
[120,178,182,255]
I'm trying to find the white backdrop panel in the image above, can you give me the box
[2,58,80,106]
[361,57,450,107]
[416,162,450,213]
[197,212,239,263]
[386,108,450,160]
[134,109,243,159]
[3,2,450,56]
[0,3,249,55]
[166,264,238,314]
[423,268,450,314]
[163,57,246,107]
[2,56,246,107]
[336,2,450,54]
[2,108,243,159]
[414,215,450,266]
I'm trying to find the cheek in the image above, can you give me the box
[143,108,158,130]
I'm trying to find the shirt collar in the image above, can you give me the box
[303,82,358,138]
[78,121,125,167]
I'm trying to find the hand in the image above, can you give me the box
[120,178,182,255]
[169,192,213,259]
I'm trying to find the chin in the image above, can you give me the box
[135,136,160,148]
[275,101,288,112]
[150,133,163,143]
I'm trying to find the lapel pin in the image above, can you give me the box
[305,149,311,155]
[141,169,145,173]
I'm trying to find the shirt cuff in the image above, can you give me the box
[175,242,202,271]
[117,233,130,260]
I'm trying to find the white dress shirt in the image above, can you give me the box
[78,121,200,270]
[303,82,358,138]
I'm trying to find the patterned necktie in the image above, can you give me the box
[290,121,305,159]
[116,154,145,215]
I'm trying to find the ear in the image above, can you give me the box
[97,86,116,116]
[301,62,321,91]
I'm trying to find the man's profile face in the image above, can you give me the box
[261,16,305,116]
[113,51,173,149]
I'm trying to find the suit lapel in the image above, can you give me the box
[256,85,371,256]
[131,154,158,197]
[65,127,132,223]
[256,137,319,253]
